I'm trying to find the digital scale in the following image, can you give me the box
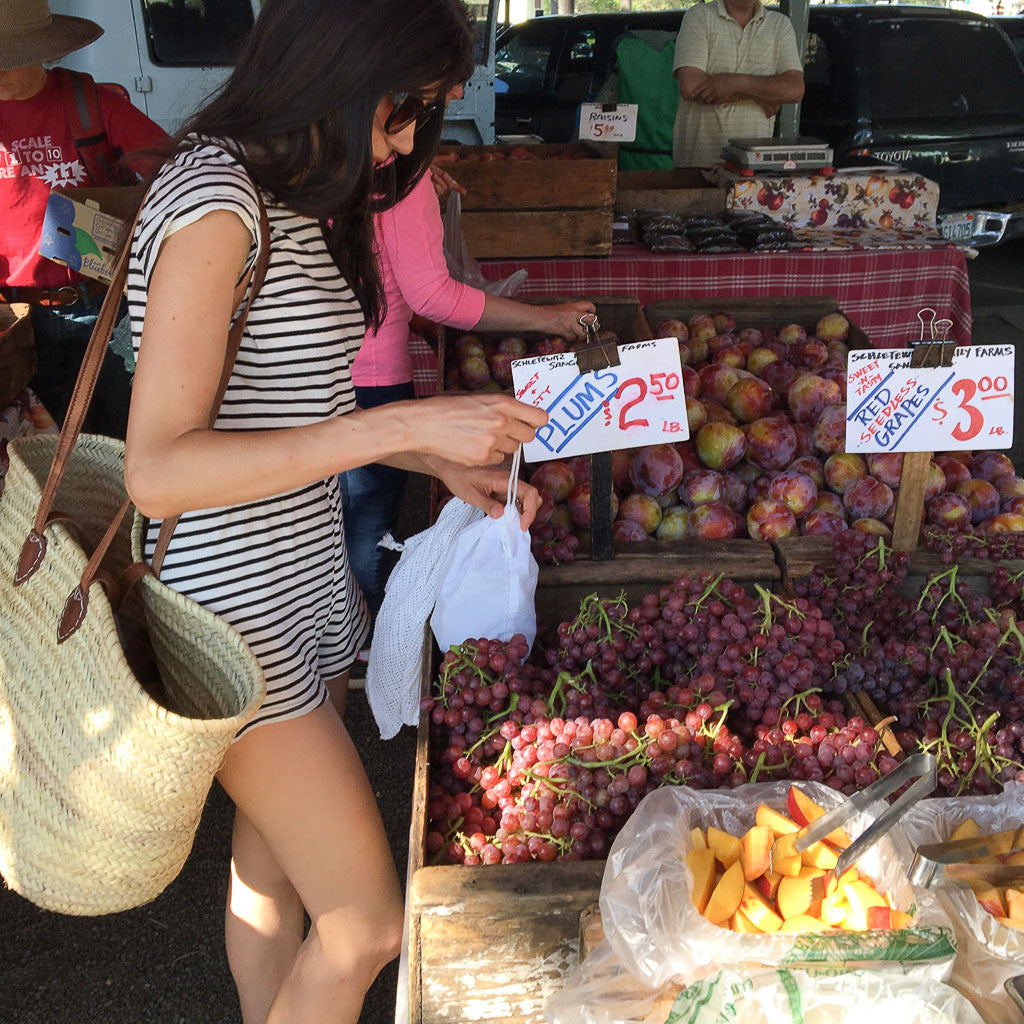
[721,137,834,175]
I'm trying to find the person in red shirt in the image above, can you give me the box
[0,0,167,436]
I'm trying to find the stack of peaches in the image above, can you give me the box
[945,817,1024,931]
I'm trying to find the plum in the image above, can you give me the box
[532,336,567,356]
[618,493,663,535]
[611,449,633,494]
[686,398,708,434]
[812,403,847,455]
[696,422,746,471]
[655,490,677,510]
[844,476,894,519]
[813,491,846,518]
[629,444,685,497]
[726,377,774,423]
[769,471,818,517]
[567,482,618,530]
[787,455,824,488]
[801,510,847,536]
[496,335,528,358]
[733,460,763,486]
[747,347,779,376]
[852,518,892,540]
[489,351,515,386]
[675,441,702,474]
[761,360,798,398]
[778,323,808,347]
[796,339,829,371]
[533,490,554,528]
[926,492,971,530]
[747,473,773,504]
[687,336,709,364]
[715,344,747,369]
[924,461,946,501]
[613,518,648,543]
[681,365,700,399]
[982,513,1024,532]
[1005,497,1024,516]
[677,341,694,366]
[702,400,738,426]
[996,475,1024,503]
[459,355,491,390]
[747,499,797,541]
[792,422,814,457]
[656,318,688,342]
[866,453,903,490]
[934,454,972,491]
[688,313,717,343]
[563,455,590,486]
[713,312,737,334]
[942,451,973,467]
[746,416,798,471]
[720,472,748,513]
[689,501,738,540]
[787,373,841,424]
[680,469,725,506]
[698,364,740,405]
[816,312,850,344]
[970,451,1015,483]
[955,479,1000,524]
[530,460,576,503]
[824,453,868,494]
[738,327,763,347]
[823,370,848,402]
[454,334,485,359]
[655,506,690,540]
[708,332,739,356]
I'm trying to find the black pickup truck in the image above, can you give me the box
[495,5,1024,245]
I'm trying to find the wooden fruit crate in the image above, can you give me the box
[436,143,616,258]
[617,168,727,217]
[0,304,35,410]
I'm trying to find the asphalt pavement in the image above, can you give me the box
[1,242,1023,1024]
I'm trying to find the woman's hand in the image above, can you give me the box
[430,163,466,204]
[438,462,542,530]
[413,393,547,467]
[542,300,597,340]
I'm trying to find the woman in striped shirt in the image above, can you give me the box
[124,1,545,1021]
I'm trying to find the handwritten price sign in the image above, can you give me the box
[511,337,687,463]
[578,103,638,143]
[846,345,1015,454]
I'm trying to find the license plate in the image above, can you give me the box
[939,213,974,242]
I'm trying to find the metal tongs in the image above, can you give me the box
[908,832,1024,890]
[574,312,621,374]
[779,753,936,881]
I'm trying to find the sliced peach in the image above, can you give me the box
[688,847,717,914]
[756,870,783,901]
[970,829,1018,860]
[975,886,1007,919]
[996,916,1024,931]
[690,826,708,851]
[755,804,800,837]
[704,860,744,925]
[770,833,802,877]
[801,840,839,871]
[707,826,742,869]
[950,818,980,842]
[739,883,783,933]
[826,866,859,897]
[1003,851,1024,866]
[777,875,825,920]
[730,907,761,933]
[841,880,887,930]
[820,892,847,927]
[740,825,774,882]
[779,914,832,933]
[787,786,852,849]
[798,865,827,879]
[1006,888,1024,924]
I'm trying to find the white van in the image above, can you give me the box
[49,0,497,142]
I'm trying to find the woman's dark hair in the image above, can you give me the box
[173,0,474,328]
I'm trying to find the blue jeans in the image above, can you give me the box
[27,291,132,439]
[340,381,417,621]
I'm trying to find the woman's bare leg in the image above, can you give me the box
[217,691,402,1024]
[225,810,305,1024]
[327,670,350,721]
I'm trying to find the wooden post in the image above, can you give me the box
[891,451,931,552]
[590,451,614,561]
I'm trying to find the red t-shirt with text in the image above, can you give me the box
[0,71,167,288]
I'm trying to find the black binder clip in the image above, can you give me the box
[573,313,622,374]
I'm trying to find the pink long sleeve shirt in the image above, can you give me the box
[352,172,487,387]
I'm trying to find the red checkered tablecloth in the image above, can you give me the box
[407,245,972,396]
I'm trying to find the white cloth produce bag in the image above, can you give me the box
[430,446,538,654]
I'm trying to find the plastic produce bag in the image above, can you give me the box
[366,497,485,739]
[546,959,985,1024]
[442,191,527,298]
[599,783,956,990]
[430,447,539,655]
[902,782,1024,1024]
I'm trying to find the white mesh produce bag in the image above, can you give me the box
[598,782,955,990]
[430,446,539,655]
[366,496,484,739]
[901,782,1024,1024]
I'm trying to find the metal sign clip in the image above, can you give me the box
[573,313,622,374]
[909,308,955,368]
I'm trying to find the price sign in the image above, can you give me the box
[512,337,687,463]
[846,345,1015,454]
[578,103,639,143]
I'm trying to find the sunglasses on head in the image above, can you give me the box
[384,92,444,135]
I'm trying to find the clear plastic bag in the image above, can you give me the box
[430,447,539,655]
[442,191,527,298]
[901,782,1024,1024]
[599,783,956,990]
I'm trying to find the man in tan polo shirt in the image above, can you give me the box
[673,0,804,167]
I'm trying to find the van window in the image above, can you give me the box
[801,31,836,120]
[496,23,557,98]
[553,28,598,104]
[868,19,1024,122]
[139,0,255,67]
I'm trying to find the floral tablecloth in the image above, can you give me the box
[0,389,57,497]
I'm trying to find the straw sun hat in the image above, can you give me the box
[0,0,102,73]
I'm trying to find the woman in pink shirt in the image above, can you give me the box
[342,163,592,624]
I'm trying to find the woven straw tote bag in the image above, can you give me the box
[0,198,271,915]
